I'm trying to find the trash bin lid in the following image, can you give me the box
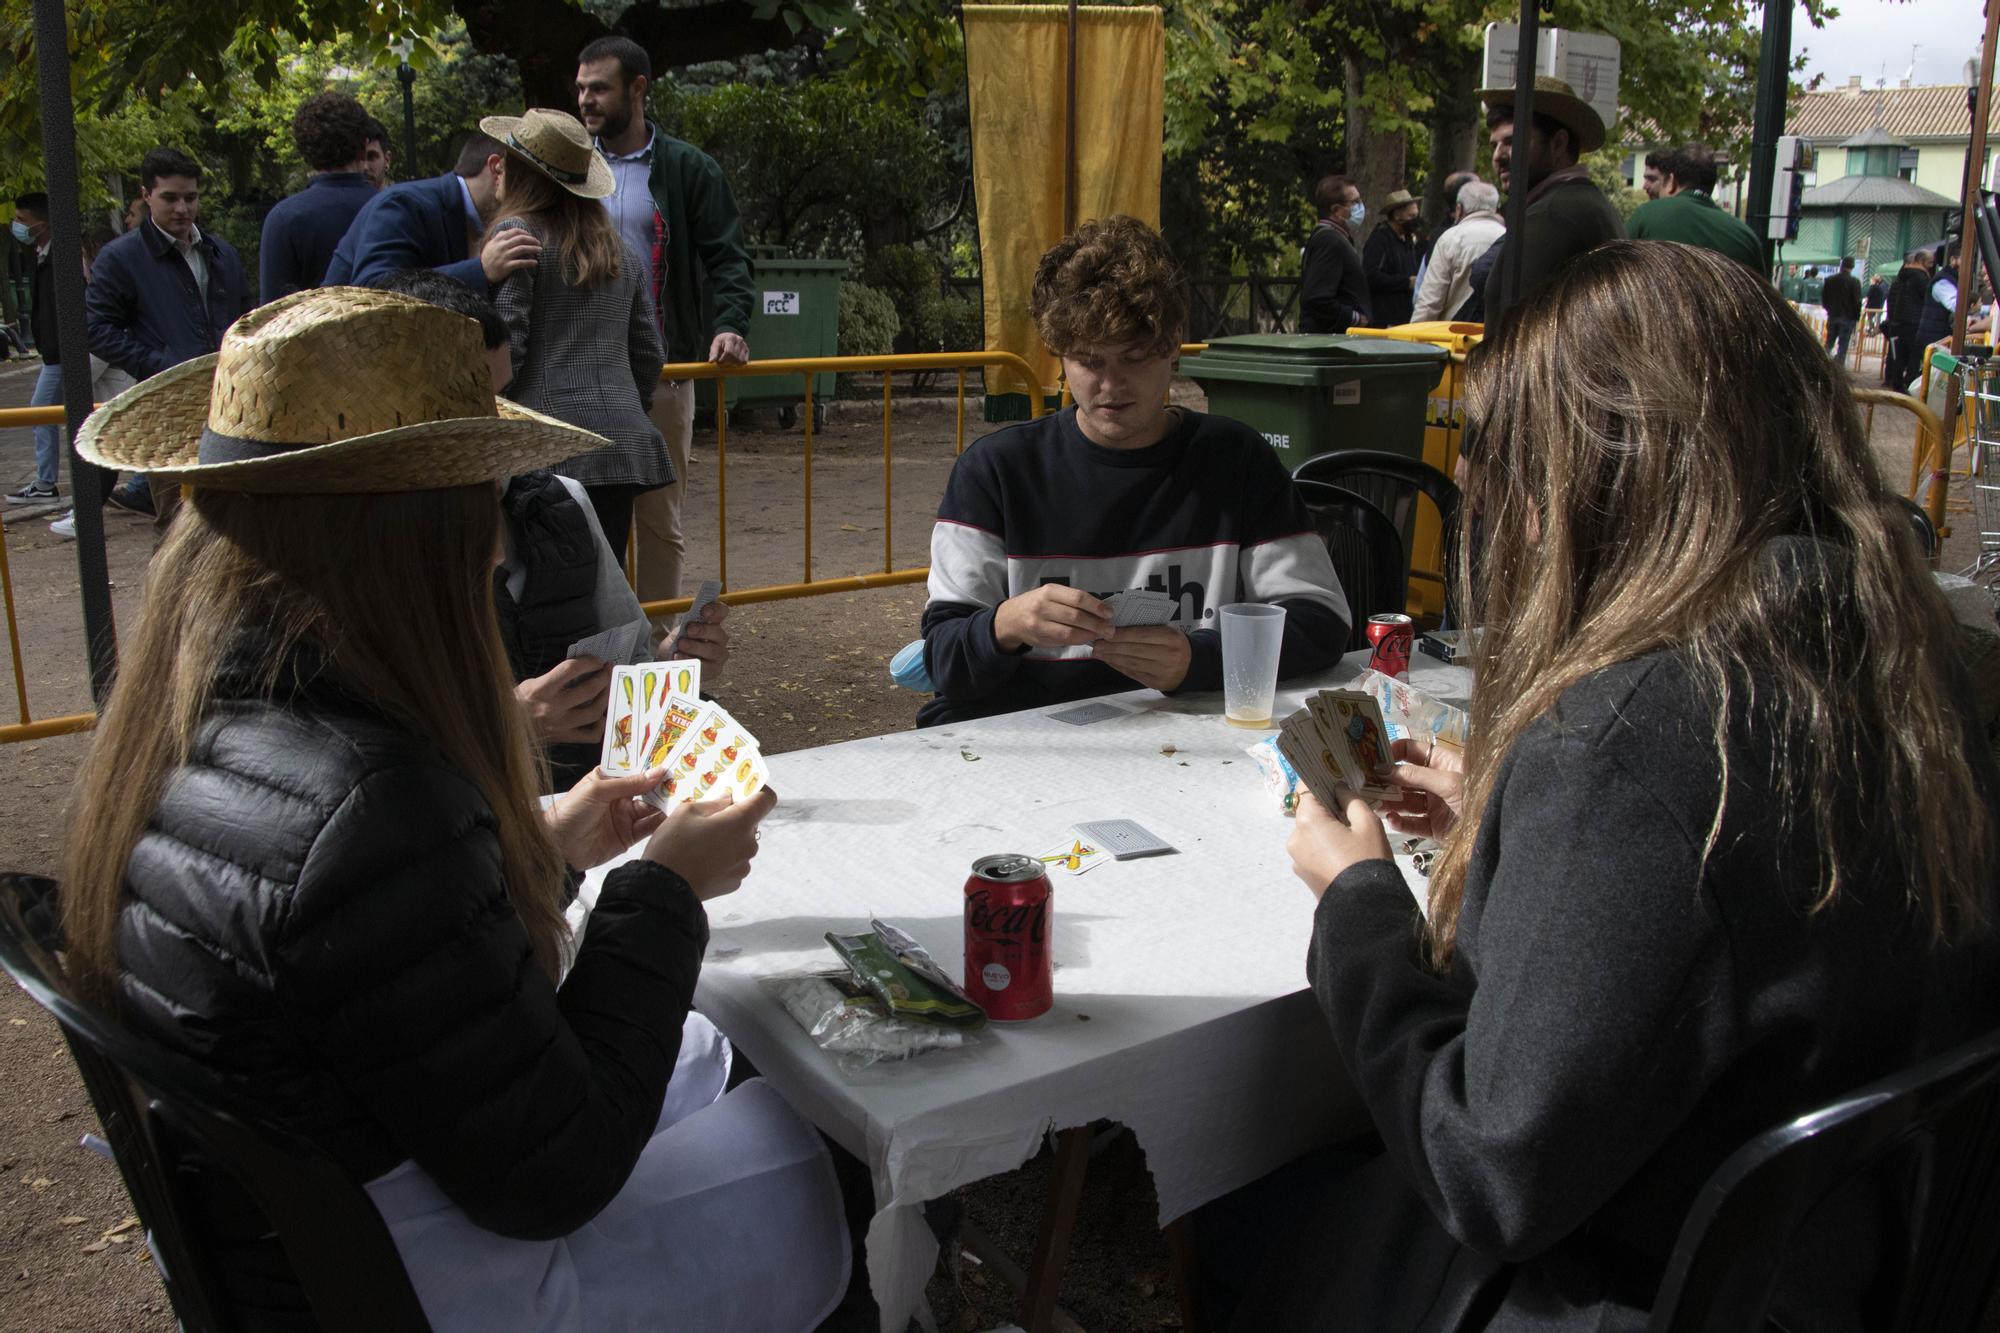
[1191,334,1449,366]
[1182,334,1447,386]
[749,258,850,274]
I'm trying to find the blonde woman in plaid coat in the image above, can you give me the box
[487,109,669,558]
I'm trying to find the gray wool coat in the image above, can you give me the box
[493,217,672,489]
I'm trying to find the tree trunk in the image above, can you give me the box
[1341,53,1409,220]
[1421,47,1485,231]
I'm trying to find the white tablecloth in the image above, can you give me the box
[577,649,1473,1332]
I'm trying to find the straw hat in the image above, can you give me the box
[75,287,607,494]
[1383,189,1418,211]
[1476,74,1607,155]
[480,109,615,200]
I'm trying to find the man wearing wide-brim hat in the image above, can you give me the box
[1475,74,1625,324]
[1362,188,1425,328]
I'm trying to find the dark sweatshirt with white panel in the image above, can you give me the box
[917,406,1350,726]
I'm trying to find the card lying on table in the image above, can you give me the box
[1274,688,1399,811]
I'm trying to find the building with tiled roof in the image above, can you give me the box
[1786,77,1994,204]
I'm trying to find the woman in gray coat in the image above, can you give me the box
[487,108,668,558]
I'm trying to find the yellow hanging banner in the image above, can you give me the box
[963,5,1165,415]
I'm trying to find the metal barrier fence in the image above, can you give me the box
[0,350,1044,743]
[0,350,1948,748]
[633,350,1042,619]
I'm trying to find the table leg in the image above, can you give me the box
[1019,1126,1093,1333]
[1164,1213,1208,1333]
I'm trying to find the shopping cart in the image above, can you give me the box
[1938,350,2000,582]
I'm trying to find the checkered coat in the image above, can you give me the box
[493,218,672,489]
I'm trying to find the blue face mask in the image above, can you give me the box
[1348,201,1366,228]
[8,220,31,245]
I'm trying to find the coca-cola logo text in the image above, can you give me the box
[967,890,1046,944]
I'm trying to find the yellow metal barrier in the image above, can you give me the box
[0,403,101,745]
[636,351,1044,619]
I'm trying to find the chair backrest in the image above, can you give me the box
[1294,479,1407,649]
[0,873,433,1333]
[1292,449,1462,625]
[1893,494,1939,560]
[1647,1025,2000,1333]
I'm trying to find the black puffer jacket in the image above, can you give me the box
[115,641,709,1247]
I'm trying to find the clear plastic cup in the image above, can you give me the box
[1219,603,1287,728]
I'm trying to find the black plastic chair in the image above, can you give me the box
[1895,495,1940,560]
[0,873,432,1333]
[1292,449,1462,625]
[1294,479,1407,650]
[1647,1025,2000,1333]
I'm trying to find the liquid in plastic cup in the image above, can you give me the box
[1219,602,1286,729]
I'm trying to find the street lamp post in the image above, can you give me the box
[392,38,419,175]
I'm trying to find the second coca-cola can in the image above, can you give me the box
[962,853,1053,1021]
[1366,612,1414,680]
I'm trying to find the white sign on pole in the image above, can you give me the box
[1482,23,1622,133]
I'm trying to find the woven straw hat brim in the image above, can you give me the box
[481,114,616,200]
[75,354,608,494]
[1475,86,1607,154]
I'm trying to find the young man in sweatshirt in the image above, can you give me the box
[918,215,1350,726]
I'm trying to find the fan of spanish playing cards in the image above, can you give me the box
[599,659,769,812]
[1275,689,1397,809]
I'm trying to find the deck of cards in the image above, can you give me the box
[599,658,770,812]
[1276,688,1398,810]
[1103,588,1177,629]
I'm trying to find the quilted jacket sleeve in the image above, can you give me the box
[273,760,708,1240]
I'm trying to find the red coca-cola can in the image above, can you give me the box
[963,853,1053,1021]
[1366,612,1414,680]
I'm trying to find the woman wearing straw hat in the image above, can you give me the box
[484,107,670,562]
[59,287,851,1331]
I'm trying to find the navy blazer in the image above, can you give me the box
[85,219,250,380]
[260,171,378,303]
[323,172,488,293]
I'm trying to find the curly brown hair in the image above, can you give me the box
[1030,215,1187,358]
[292,91,375,173]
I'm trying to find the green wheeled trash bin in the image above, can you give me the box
[728,248,847,428]
[1179,334,1450,473]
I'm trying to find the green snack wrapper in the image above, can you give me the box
[826,923,987,1029]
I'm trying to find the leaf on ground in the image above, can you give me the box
[103,1217,140,1237]
[27,1177,52,1190]
[6,1018,24,1026]
[55,1215,86,1226]
[80,1241,108,1254]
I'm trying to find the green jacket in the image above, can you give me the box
[642,123,754,364]
[1625,190,1763,273]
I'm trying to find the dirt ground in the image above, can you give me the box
[0,349,1992,1333]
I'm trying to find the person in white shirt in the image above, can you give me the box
[1412,180,1505,323]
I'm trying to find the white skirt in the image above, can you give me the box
[364,1014,850,1332]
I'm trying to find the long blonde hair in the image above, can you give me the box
[1429,240,1992,966]
[496,142,622,288]
[62,484,571,1002]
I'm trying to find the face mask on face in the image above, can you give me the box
[1348,201,1366,228]
[9,220,31,245]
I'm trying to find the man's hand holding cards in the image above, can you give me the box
[598,658,771,812]
[1274,688,1399,814]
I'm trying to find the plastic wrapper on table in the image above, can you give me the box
[1245,736,1302,815]
[1352,667,1469,746]
[761,970,982,1072]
